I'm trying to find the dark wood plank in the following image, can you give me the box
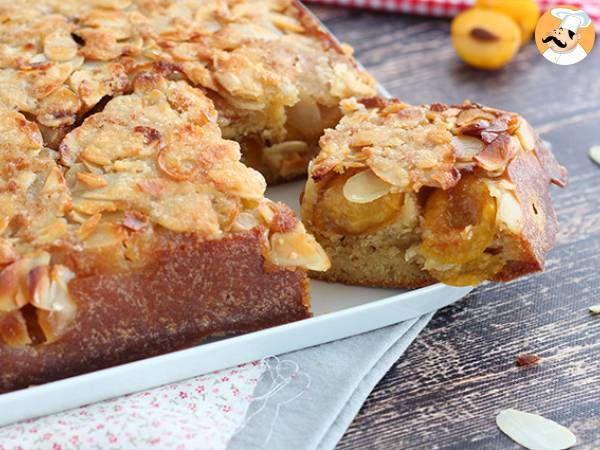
[308,5,600,449]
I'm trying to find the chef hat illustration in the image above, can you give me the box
[551,8,592,33]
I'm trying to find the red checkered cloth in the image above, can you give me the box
[303,0,600,30]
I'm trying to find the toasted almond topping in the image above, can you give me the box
[76,172,108,189]
[475,134,519,172]
[37,265,76,343]
[451,135,485,161]
[81,147,112,166]
[496,409,576,450]
[157,145,200,181]
[78,213,102,240]
[42,166,67,194]
[269,231,330,271]
[342,169,392,204]
[123,211,147,231]
[456,108,496,126]
[516,121,537,152]
[269,12,304,33]
[84,222,127,250]
[43,32,79,62]
[257,202,275,225]
[208,161,266,200]
[232,212,260,232]
[136,178,164,196]
[28,265,51,310]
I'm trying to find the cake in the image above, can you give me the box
[0,71,329,393]
[301,98,567,288]
[0,0,376,183]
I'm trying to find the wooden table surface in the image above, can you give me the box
[308,5,600,450]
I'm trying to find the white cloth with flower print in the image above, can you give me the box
[0,314,433,450]
[0,361,265,450]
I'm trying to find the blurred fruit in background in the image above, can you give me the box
[451,0,540,70]
[476,0,540,45]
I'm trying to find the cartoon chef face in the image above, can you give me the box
[542,27,580,53]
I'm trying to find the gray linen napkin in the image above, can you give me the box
[228,313,433,450]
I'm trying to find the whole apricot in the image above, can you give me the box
[475,0,540,45]
[451,8,521,70]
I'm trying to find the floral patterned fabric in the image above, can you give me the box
[0,361,266,450]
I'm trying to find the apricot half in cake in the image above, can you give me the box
[301,98,567,287]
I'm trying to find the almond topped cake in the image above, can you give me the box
[0,0,375,183]
[0,71,329,393]
[302,98,567,288]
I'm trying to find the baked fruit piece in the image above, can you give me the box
[0,0,375,183]
[301,98,567,288]
[0,72,329,393]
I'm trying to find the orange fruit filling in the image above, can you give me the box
[421,174,504,285]
[314,171,404,235]
[429,253,506,287]
[421,174,497,264]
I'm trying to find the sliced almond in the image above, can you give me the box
[28,265,51,310]
[496,409,576,450]
[516,121,537,152]
[342,169,392,204]
[43,32,78,62]
[76,172,108,189]
[232,212,260,232]
[484,180,523,233]
[36,265,76,343]
[257,202,275,225]
[83,222,126,250]
[77,213,102,240]
[269,12,304,33]
[81,147,112,166]
[269,231,330,271]
[208,161,266,201]
[451,135,485,161]
[589,305,600,314]
[42,166,67,194]
[475,134,519,172]
[589,146,600,166]
[33,218,68,245]
[0,252,51,312]
[137,178,164,196]
[456,108,496,126]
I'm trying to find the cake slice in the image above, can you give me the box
[301,98,567,288]
[0,72,328,393]
[0,0,376,183]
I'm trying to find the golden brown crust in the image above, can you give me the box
[0,231,310,394]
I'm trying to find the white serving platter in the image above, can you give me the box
[0,180,472,427]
